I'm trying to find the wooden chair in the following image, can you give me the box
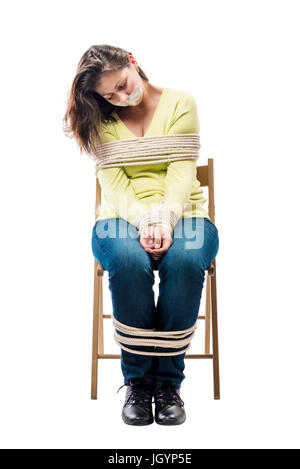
[91,158,220,400]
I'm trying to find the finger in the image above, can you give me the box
[146,227,157,247]
[142,225,151,241]
[146,237,173,254]
[141,237,156,249]
[145,225,155,242]
[153,225,162,248]
[140,226,154,248]
[140,238,150,249]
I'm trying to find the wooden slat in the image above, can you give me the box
[102,314,207,320]
[197,165,209,187]
[98,354,213,359]
[98,263,214,275]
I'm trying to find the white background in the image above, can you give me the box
[0,0,299,450]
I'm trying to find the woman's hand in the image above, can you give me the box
[139,224,173,258]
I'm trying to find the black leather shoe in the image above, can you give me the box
[117,379,154,426]
[153,381,186,425]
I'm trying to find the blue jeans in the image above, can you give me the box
[91,216,219,391]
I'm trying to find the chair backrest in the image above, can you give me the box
[197,158,215,224]
[95,158,215,224]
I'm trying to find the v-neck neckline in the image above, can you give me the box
[112,87,167,138]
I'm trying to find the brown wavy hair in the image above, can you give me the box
[62,44,149,157]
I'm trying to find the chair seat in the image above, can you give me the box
[96,262,214,277]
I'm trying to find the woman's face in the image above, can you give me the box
[95,61,144,107]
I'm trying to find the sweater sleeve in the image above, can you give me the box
[95,129,148,228]
[162,92,200,224]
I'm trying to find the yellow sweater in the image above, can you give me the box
[95,87,211,233]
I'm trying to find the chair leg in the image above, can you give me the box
[204,272,211,354]
[211,260,220,399]
[98,272,104,356]
[91,260,100,400]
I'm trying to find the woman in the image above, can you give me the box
[63,44,219,426]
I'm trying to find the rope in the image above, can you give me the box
[93,133,200,170]
[132,200,178,237]
[112,315,198,357]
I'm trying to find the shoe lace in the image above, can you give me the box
[154,384,185,407]
[117,383,153,405]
